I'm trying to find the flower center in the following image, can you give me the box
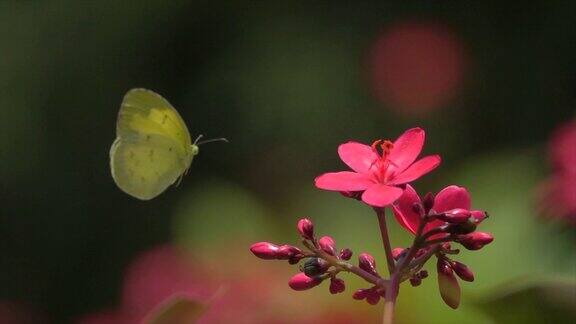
[370,139,396,182]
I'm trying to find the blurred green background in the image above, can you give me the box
[0,1,575,323]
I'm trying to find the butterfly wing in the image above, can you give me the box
[110,88,196,200]
[117,88,192,148]
[110,134,193,200]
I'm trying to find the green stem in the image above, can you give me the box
[383,273,399,324]
[375,207,395,275]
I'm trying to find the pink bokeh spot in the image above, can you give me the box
[77,245,213,324]
[315,128,441,207]
[538,119,576,224]
[368,21,466,115]
[121,245,213,316]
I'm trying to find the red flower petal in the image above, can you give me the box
[388,127,425,172]
[389,155,441,185]
[433,185,471,212]
[392,184,421,234]
[338,142,379,174]
[315,172,374,191]
[361,184,404,207]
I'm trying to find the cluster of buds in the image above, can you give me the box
[251,218,380,299]
[352,253,386,305]
[390,185,494,308]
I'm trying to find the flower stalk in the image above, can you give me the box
[249,128,494,324]
[375,208,396,274]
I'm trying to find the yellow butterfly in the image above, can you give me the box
[110,88,225,200]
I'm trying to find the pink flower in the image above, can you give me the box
[392,184,486,238]
[315,128,441,207]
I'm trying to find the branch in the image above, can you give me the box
[302,240,388,289]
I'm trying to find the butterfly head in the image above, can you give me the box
[190,144,200,156]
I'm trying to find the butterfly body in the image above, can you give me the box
[110,88,197,200]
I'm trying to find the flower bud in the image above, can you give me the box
[277,245,303,259]
[301,257,329,277]
[319,236,336,256]
[250,242,279,260]
[438,208,471,223]
[445,219,477,235]
[457,232,494,250]
[418,270,429,279]
[365,289,381,305]
[339,248,353,260]
[288,272,322,291]
[437,258,460,309]
[358,253,378,276]
[329,277,346,294]
[352,289,368,300]
[410,276,422,287]
[392,248,405,260]
[297,218,314,240]
[423,192,435,212]
[451,261,474,282]
[470,210,488,224]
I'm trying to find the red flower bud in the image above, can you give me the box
[339,248,353,260]
[365,289,381,305]
[438,208,471,223]
[352,289,368,300]
[297,218,314,240]
[277,245,303,259]
[250,242,279,260]
[329,277,346,294]
[457,232,494,250]
[445,220,477,235]
[423,192,435,212]
[358,253,378,276]
[410,276,422,286]
[319,236,336,256]
[451,261,474,282]
[419,270,429,279]
[437,258,460,309]
[470,210,488,224]
[288,272,322,291]
[392,248,405,260]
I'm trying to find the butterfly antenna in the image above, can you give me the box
[193,134,205,145]
[197,137,229,145]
